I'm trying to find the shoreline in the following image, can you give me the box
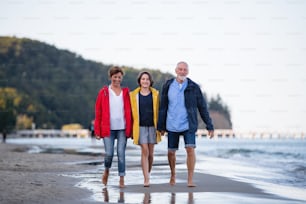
[1,142,304,204]
[0,143,98,204]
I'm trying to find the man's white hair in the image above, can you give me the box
[176,61,189,68]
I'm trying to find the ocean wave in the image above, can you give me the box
[217,148,304,161]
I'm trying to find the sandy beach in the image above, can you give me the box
[0,141,304,204]
[0,143,98,204]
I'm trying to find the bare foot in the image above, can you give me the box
[144,175,150,187]
[144,179,150,187]
[187,183,196,187]
[102,170,109,186]
[170,175,176,185]
[119,176,125,188]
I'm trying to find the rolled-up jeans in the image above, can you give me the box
[103,130,127,176]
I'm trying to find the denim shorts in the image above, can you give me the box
[167,130,196,151]
[139,126,157,144]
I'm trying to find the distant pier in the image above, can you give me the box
[13,129,305,139]
[196,129,305,139]
[16,129,89,138]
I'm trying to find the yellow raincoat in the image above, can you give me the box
[130,87,161,145]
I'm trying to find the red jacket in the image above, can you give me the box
[94,86,132,138]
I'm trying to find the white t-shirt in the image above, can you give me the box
[109,86,125,130]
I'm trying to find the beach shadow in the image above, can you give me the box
[102,187,125,203]
[143,192,151,204]
[170,193,175,204]
[142,192,194,204]
[170,192,194,204]
[102,187,109,202]
[188,192,194,204]
[118,191,124,203]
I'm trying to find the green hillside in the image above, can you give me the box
[0,36,231,130]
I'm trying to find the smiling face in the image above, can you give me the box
[108,66,124,88]
[137,71,154,88]
[110,72,123,87]
[175,62,189,82]
[139,73,151,88]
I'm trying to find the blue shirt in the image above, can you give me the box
[166,79,189,132]
[157,78,214,133]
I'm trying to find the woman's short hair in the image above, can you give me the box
[137,71,154,86]
[108,66,124,78]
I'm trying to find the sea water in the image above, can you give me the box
[193,138,306,201]
[7,136,306,203]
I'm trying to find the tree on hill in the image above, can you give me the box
[0,88,20,141]
[0,36,232,130]
[208,94,232,129]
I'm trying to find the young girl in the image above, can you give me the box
[130,71,161,187]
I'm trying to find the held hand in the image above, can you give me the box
[208,130,214,139]
[95,135,101,140]
[160,130,166,136]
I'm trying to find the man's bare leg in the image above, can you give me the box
[168,150,176,185]
[186,147,196,187]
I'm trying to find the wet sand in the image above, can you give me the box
[0,143,98,204]
[0,142,302,204]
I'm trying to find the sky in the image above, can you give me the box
[1,0,306,131]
